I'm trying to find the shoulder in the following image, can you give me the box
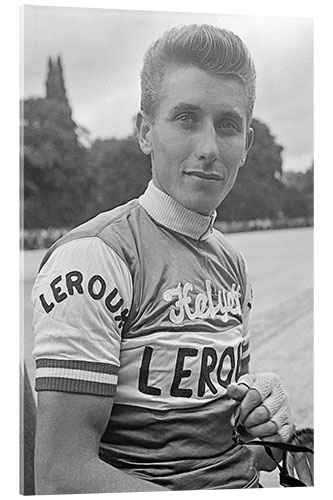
[39,199,144,271]
[212,228,247,270]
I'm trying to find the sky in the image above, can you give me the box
[22,3,313,172]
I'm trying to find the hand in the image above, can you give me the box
[227,372,294,442]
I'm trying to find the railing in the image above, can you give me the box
[21,217,314,250]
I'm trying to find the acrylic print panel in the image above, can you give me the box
[21,2,313,495]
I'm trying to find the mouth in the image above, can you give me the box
[185,170,223,181]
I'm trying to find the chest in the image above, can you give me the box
[125,231,245,336]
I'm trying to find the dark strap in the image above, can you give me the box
[234,432,313,487]
[242,438,313,455]
[263,444,308,487]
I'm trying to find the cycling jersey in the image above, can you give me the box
[32,181,257,489]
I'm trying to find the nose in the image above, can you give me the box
[195,121,219,163]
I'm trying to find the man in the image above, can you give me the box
[31,24,294,493]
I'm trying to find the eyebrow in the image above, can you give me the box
[167,103,202,117]
[219,111,243,120]
[168,103,244,123]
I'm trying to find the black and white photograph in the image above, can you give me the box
[19,1,315,496]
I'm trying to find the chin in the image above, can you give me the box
[184,199,216,215]
[186,189,227,214]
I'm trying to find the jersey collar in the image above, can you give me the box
[139,181,216,241]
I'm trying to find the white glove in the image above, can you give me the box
[233,372,294,442]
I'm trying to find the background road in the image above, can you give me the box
[228,227,313,430]
[21,226,313,487]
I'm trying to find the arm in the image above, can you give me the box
[35,391,166,494]
[32,238,164,493]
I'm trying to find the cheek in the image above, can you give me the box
[152,133,171,164]
[219,138,246,165]
[153,129,191,162]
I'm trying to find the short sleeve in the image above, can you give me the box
[31,237,133,396]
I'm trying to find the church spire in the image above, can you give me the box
[45,55,69,105]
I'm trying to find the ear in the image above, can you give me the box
[246,127,254,152]
[136,111,153,155]
[240,127,254,167]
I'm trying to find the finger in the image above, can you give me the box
[259,390,287,419]
[237,388,262,425]
[258,432,283,443]
[227,373,253,401]
[235,373,253,389]
[242,404,270,428]
[244,373,294,441]
[244,420,278,438]
[251,373,276,401]
[226,383,249,401]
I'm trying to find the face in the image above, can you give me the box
[137,66,253,215]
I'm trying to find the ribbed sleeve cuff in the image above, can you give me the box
[35,358,119,396]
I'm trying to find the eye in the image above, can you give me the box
[216,119,240,135]
[220,120,237,129]
[176,113,195,124]
[176,112,198,127]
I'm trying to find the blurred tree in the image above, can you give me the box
[217,119,285,221]
[88,134,151,212]
[281,162,313,217]
[23,56,96,228]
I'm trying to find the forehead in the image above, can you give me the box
[156,65,248,120]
